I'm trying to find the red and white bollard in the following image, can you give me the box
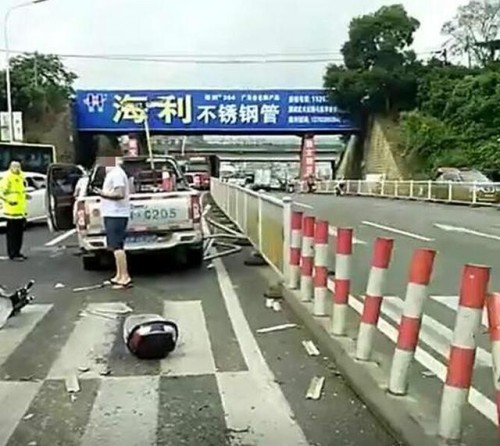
[300,215,315,302]
[331,227,353,336]
[289,211,303,289]
[486,292,500,428]
[356,237,394,361]
[438,264,490,441]
[388,248,436,395]
[313,220,329,316]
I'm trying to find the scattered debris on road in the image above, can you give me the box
[306,376,325,400]
[302,340,320,356]
[54,283,65,289]
[73,283,105,293]
[256,323,297,334]
[65,373,80,393]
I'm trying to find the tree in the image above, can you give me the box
[0,53,77,120]
[324,5,421,118]
[442,0,500,67]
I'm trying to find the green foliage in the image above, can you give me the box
[324,4,421,118]
[324,2,500,176]
[442,0,500,67]
[0,53,77,120]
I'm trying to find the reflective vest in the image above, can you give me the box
[0,171,27,218]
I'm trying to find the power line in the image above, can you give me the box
[0,47,443,65]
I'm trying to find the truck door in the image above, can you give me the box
[46,163,84,231]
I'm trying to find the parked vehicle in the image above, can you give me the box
[46,156,204,271]
[0,171,47,228]
[184,156,210,190]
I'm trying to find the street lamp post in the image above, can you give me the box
[3,0,48,142]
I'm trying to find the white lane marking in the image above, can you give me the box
[47,303,121,379]
[326,278,497,425]
[361,220,434,242]
[434,223,500,241]
[0,381,41,446]
[80,376,159,446]
[429,295,488,328]
[213,257,309,445]
[382,297,491,368]
[328,225,367,245]
[161,300,216,376]
[0,304,52,366]
[44,228,76,247]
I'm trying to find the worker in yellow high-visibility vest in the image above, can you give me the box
[0,161,31,261]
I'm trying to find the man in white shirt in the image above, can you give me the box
[94,159,133,289]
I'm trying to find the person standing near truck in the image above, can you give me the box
[0,160,31,261]
[93,159,133,289]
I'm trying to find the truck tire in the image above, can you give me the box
[186,246,204,269]
[82,255,102,271]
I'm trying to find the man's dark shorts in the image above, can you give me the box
[104,217,129,250]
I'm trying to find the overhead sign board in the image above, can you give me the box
[74,89,356,134]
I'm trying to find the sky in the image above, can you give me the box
[0,0,470,90]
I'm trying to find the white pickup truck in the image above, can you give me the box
[46,156,203,271]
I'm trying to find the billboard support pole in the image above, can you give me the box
[142,106,154,171]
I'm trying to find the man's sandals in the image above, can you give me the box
[104,278,134,290]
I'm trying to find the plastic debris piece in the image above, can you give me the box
[306,376,325,400]
[65,373,80,393]
[302,340,320,356]
[256,323,297,334]
[54,283,65,289]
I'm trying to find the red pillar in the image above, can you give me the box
[300,134,316,180]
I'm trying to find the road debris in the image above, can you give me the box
[272,300,281,312]
[256,323,297,334]
[78,366,90,373]
[23,413,34,421]
[93,302,133,315]
[54,283,65,289]
[65,373,80,393]
[306,376,325,400]
[73,283,105,293]
[302,340,320,356]
[265,298,273,309]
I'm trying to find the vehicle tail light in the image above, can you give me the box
[76,201,89,230]
[190,194,201,223]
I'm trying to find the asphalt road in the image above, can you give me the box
[280,192,500,443]
[0,223,399,446]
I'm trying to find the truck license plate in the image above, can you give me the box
[125,234,157,247]
[130,207,178,223]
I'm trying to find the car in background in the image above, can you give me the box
[432,167,500,203]
[0,172,47,228]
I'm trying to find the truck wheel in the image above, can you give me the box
[186,246,204,269]
[82,255,102,271]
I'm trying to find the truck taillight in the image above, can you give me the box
[76,201,88,230]
[190,194,201,223]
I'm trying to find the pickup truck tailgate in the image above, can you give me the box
[82,193,195,233]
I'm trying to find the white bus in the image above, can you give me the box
[0,142,56,175]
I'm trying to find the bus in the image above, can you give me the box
[0,142,56,174]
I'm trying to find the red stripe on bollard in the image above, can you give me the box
[486,293,500,428]
[331,227,353,336]
[389,248,436,395]
[356,237,394,360]
[288,211,303,289]
[313,220,329,316]
[439,263,490,441]
[300,215,315,302]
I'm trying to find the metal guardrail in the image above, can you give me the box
[210,178,290,276]
[306,180,500,206]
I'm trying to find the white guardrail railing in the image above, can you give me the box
[210,178,291,278]
[304,179,500,206]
